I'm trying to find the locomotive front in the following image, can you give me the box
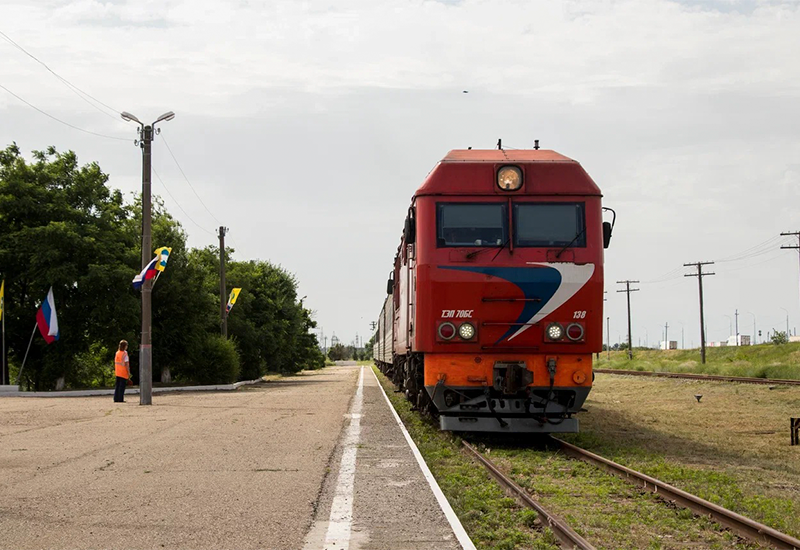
[386,149,611,433]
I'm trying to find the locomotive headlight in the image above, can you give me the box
[497,165,523,191]
[438,322,456,340]
[458,322,476,340]
[546,323,564,341]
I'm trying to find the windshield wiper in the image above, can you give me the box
[465,238,510,261]
[554,227,586,259]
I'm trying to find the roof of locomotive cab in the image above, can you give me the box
[442,149,574,163]
[414,149,602,197]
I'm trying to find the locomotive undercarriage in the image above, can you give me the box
[378,353,587,433]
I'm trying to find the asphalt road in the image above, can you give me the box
[0,366,358,550]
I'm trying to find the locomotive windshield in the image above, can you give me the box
[437,203,506,247]
[436,201,586,248]
[514,203,586,247]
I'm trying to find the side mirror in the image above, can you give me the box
[602,221,613,249]
[404,215,416,244]
[387,277,394,295]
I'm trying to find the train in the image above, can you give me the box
[373,147,614,433]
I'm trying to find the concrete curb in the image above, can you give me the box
[0,377,265,397]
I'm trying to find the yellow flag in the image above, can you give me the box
[226,288,242,313]
[0,280,4,321]
[154,246,172,272]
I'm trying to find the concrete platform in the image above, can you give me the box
[0,364,474,550]
[303,366,473,550]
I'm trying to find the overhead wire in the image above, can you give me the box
[716,234,788,263]
[0,29,123,124]
[0,82,129,141]
[0,28,235,247]
[159,133,224,226]
[152,167,216,237]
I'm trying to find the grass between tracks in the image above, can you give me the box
[596,343,800,379]
[372,366,558,550]
[563,374,800,538]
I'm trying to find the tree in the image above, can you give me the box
[771,331,789,345]
[0,143,324,389]
[328,343,349,361]
[0,145,139,389]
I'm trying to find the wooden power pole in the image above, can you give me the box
[219,226,228,338]
[616,280,639,360]
[684,261,715,364]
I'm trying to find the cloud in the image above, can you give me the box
[1,0,799,343]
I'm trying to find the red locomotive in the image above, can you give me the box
[374,147,613,433]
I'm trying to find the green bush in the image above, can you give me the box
[189,335,241,384]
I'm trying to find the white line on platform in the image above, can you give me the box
[370,367,477,550]
[322,366,364,550]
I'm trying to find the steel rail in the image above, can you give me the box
[551,437,800,550]
[594,368,800,386]
[461,441,596,550]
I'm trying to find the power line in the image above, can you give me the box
[0,29,122,122]
[152,167,216,236]
[0,82,128,141]
[716,234,789,263]
[159,134,223,225]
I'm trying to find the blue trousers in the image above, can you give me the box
[114,376,127,402]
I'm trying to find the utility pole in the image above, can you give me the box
[606,316,610,360]
[781,231,800,305]
[616,280,639,359]
[121,110,175,406]
[664,322,669,350]
[735,309,739,346]
[219,226,228,338]
[684,261,715,364]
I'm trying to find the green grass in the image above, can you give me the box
[469,440,759,549]
[565,374,800,538]
[372,366,558,550]
[597,342,800,379]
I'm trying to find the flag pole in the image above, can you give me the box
[2,301,5,385]
[17,323,37,386]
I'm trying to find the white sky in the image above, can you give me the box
[1,0,799,349]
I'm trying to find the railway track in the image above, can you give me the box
[461,440,596,550]
[463,438,800,550]
[594,368,800,386]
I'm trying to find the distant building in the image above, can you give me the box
[790,335,800,343]
[708,341,727,347]
[659,340,678,350]
[726,335,751,346]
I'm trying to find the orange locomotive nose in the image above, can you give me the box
[423,353,593,389]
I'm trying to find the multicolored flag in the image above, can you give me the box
[35,287,59,344]
[154,246,172,272]
[227,288,242,313]
[0,279,4,322]
[132,256,159,290]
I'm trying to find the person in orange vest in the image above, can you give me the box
[113,340,131,403]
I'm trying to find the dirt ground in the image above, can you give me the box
[0,367,358,550]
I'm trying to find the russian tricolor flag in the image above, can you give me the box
[36,287,59,344]
[133,256,159,290]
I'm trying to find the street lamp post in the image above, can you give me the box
[780,307,790,337]
[121,110,175,406]
[746,312,756,344]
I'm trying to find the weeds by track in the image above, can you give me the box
[594,368,800,386]
[462,440,596,550]
[465,433,800,550]
[550,437,800,550]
